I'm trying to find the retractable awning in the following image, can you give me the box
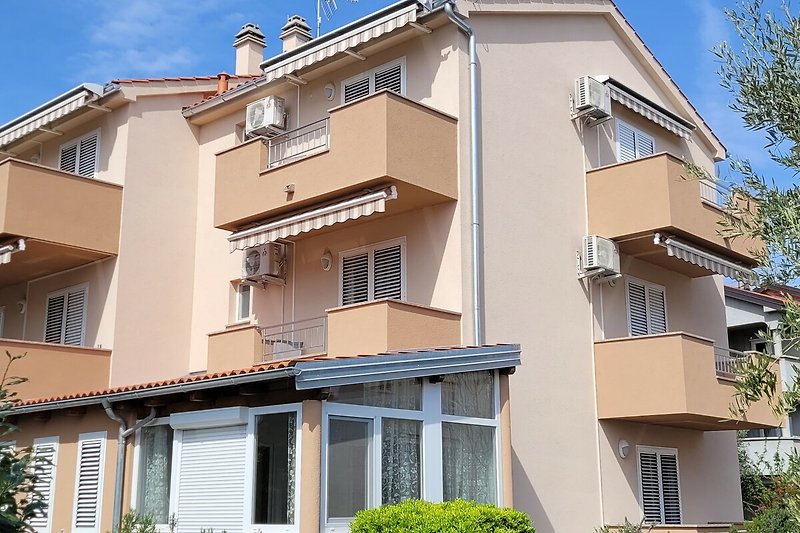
[228,186,398,251]
[0,239,25,265]
[263,3,417,83]
[654,233,756,283]
[607,84,693,139]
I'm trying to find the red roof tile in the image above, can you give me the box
[112,74,260,84]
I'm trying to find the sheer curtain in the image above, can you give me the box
[140,426,172,523]
[381,418,421,504]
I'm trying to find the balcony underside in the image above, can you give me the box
[0,238,109,288]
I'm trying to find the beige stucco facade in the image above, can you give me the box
[0,1,771,532]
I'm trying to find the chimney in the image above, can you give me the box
[216,72,230,95]
[233,23,266,76]
[280,16,312,53]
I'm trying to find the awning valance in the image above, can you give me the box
[228,186,398,252]
[263,4,417,83]
[608,85,693,140]
[654,233,756,283]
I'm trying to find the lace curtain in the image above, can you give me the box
[441,371,494,418]
[381,418,421,504]
[140,426,172,523]
[442,422,496,504]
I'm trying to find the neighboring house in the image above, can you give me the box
[0,1,777,533]
[726,285,800,468]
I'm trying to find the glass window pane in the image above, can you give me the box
[329,379,421,410]
[254,412,297,525]
[327,418,370,519]
[138,426,173,523]
[238,284,251,320]
[382,418,421,505]
[441,372,494,419]
[442,423,496,504]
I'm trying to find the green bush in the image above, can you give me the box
[349,499,535,533]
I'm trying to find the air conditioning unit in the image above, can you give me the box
[582,235,620,275]
[242,243,285,281]
[245,96,286,138]
[574,76,612,121]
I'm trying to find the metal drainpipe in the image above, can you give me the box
[102,400,157,530]
[444,1,483,345]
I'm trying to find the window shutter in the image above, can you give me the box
[59,143,78,173]
[343,76,370,104]
[76,133,99,178]
[44,294,66,343]
[30,438,59,533]
[374,63,402,94]
[639,451,662,523]
[175,426,247,533]
[0,307,5,337]
[637,132,655,158]
[342,253,369,305]
[617,121,637,162]
[73,434,106,533]
[659,453,681,524]
[373,245,402,300]
[647,286,667,334]
[63,288,87,346]
[627,281,649,336]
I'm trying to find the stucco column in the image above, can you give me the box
[300,399,322,533]
[500,373,514,507]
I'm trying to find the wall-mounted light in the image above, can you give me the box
[324,82,335,101]
[618,439,630,459]
[321,249,332,272]
[16,299,26,315]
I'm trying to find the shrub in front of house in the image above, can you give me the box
[349,499,535,533]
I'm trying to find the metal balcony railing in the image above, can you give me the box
[700,178,732,210]
[260,316,327,361]
[714,346,749,379]
[267,119,329,168]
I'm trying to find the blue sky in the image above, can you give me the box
[0,0,787,182]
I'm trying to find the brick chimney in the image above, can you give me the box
[280,16,312,53]
[233,23,266,76]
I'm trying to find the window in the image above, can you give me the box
[617,120,655,162]
[626,277,667,336]
[59,130,100,178]
[253,411,297,525]
[136,425,173,524]
[73,432,106,533]
[322,372,501,531]
[236,284,251,322]
[340,238,405,306]
[638,446,681,524]
[44,284,88,345]
[30,437,59,533]
[341,58,406,104]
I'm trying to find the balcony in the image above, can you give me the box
[594,332,777,430]
[586,153,760,276]
[214,91,458,231]
[0,159,122,287]
[207,299,462,372]
[0,338,111,402]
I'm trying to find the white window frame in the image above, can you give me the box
[637,445,682,525]
[58,129,101,178]
[131,418,174,531]
[320,372,502,533]
[340,57,407,105]
[44,282,89,346]
[616,119,655,162]
[625,276,668,336]
[31,436,59,533]
[235,283,253,324]
[72,431,107,533]
[338,237,407,306]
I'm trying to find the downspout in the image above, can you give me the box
[102,400,157,530]
[444,1,483,345]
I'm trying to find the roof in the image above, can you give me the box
[13,344,521,414]
[112,74,259,84]
[725,285,786,309]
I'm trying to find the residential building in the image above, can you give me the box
[0,1,778,533]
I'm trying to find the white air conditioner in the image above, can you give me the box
[245,96,286,138]
[582,235,620,275]
[242,243,285,281]
[574,76,612,121]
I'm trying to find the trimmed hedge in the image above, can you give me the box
[349,499,535,533]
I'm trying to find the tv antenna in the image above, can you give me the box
[317,0,359,37]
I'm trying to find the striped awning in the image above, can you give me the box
[264,4,417,83]
[654,233,756,283]
[228,186,398,252]
[608,85,693,139]
[0,86,103,149]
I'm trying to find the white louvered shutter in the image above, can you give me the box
[374,63,402,94]
[343,76,370,104]
[647,285,667,334]
[31,438,59,533]
[63,288,87,346]
[617,121,637,162]
[660,453,681,524]
[176,426,247,533]
[73,434,106,533]
[76,133,99,178]
[639,451,662,523]
[627,280,649,336]
[636,131,655,158]
[59,142,78,173]
[373,244,402,300]
[342,253,369,305]
[44,294,66,343]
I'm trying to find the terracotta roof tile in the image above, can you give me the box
[112,74,260,84]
